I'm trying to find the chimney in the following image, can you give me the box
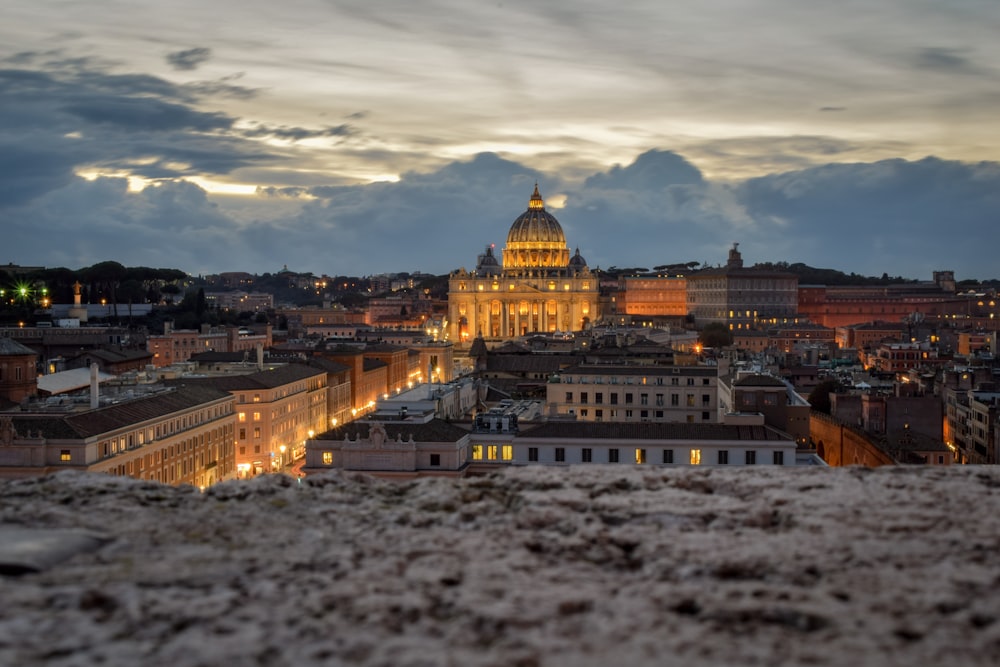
[89,363,99,410]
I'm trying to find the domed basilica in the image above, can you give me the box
[448,185,598,345]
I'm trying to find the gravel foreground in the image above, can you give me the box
[1,466,998,667]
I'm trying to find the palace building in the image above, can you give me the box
[448,185,599,345]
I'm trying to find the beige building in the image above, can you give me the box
[547,363,719,424]
[174,364,328,476]
[448,186,599,346]
[0,385,237,487]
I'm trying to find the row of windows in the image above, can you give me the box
[567,392,711,406]
[564,376,711,386]
[576,409,713,421]
[526,447,785,465]
[471,444,513,461]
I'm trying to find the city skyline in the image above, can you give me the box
[2,1,999,279]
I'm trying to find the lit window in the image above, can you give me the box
[690,449,702,465]
[487,445,498,460]
[253,412,261,421]
[238,412,246,422]
[502,445,513,461]
[472,445,483,460]
[635,448,646,464]
[322,451,333,465]
[60,450,71,462]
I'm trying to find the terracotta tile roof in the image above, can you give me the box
[168,363,326,391]
[0,338,36,356]
[12,385,232,440]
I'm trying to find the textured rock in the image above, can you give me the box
[1,466,998,666]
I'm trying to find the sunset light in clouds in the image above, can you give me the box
[2,1,999,278]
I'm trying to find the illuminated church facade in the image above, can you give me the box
[448,186,599,345]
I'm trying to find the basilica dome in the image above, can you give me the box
[502,185,570,270]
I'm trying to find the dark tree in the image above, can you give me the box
[808,379,840,415]
[698,322,733,348]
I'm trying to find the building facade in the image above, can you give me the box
[686,244,798,330]
[448,186,599,345]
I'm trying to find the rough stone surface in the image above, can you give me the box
[1,466,999,666]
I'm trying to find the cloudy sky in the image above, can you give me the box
[2,0,999,280]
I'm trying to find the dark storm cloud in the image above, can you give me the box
[166,47,212,71]
[241,123,356,141]
[914,47,979,74]
[63,96,233,132]
[0,60,290,208]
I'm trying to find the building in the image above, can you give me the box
[448,185,599,345]
[547,363,719,424]
[204,291,274,313]
[0,385,237,487]
[617,275,688,318]
[0,338,39,404]
[686,244,798,330]
[169,364,328,476]
[717,372,811,446]
[146,323,273,368]
[305,415,798,478]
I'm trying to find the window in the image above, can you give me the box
[487,445,498,460]
[430,454,441,467]
[625,410,633,418]
[702,411,710,421]
[641,393,649,405]
[764,394,778,406]
[580,409,588,417]
[565,392,573,402]
[580,392,588,404]
[595,409,603,421]
[690,449,702,465]
[635,448,646,464]
[687,378,695,386]
[238,412,247,422]
[253,393,261,403]
[596,393,603,404]
[745,450,757,465]
[528,447,538,462]
[240,446,246,455]
[671,394,679,406]
[702,394,711,406]
[253,412,261,421]
[555,448,565,462]
[60,450,71,462]
[322,451,333,465]
[640,410,648,419]
[582,448,592,463]
[472,445,483,460]
[608,448,620,463]
[502,445,513,461]
[253,427,261,439]
[655,411,663,419]
[718,450,729,465]
[687,394,695,407]
[656,393,664,406]
[662,449,674,464]
[671,378,679,386]
[625,393,634,404]
[239,428,246,440]
[773,451,784,465]
[610,394,618,405]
